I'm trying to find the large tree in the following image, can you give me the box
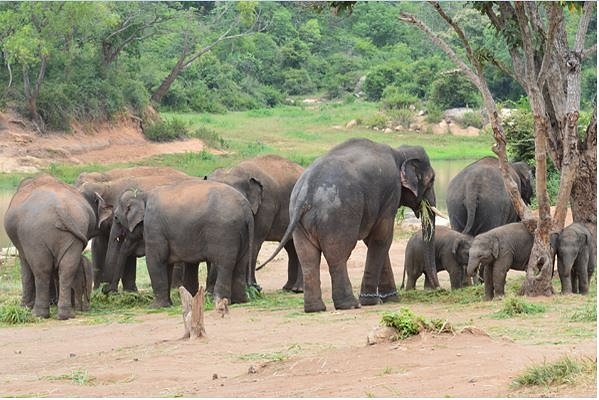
[399,1,597,296]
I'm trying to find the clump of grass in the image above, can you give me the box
[381,307,453,340]
[45,369,96,386]
[568,302,596,322]
[511,355,597,388]
[91,287,154,308]
[0,301,37,324]
[492,296,546,318]
[190,126,230,149]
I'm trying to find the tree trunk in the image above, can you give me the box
[150,53,187,104]
[179,286,207,339]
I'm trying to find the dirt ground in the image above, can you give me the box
[0,112,596,398]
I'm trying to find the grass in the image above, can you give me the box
[511,355,597,388]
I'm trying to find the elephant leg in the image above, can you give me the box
[483,264,494,301]
[448,263,464,290]
[283,241,303,293]
[205,262,216,295]
[212,261,233,304]
[576,252,590,294]
[294,230,326,313]
[231,254,249,304]
[170,262,184,289]
[182,262,199,296]
[492,265,508,300]
[56,245,85,320]
[19,256,35,309]
[360,225,394,306]
[405,269,419,290]
[559,262,573,294]
[248,240,263,292]
[378,256,398,303]
[91,237,107,289]
[121,255,138,292]
[145,248,172,308]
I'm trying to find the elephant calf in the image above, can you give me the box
[402,226,473,290]
[467,222,533,300]
[551,222,596,295]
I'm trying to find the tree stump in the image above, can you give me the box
[179,286,206,339]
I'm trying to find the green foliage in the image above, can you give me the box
[492,296,546,319]
[460,111,484,129]
[381,308,424,339]
[0,301,37,325]
[381,86,419,110]
[190,126,230,150]
[143,118,190,142]
[429,73,482,109]
[568,302,597,322]
[512,356,597,388]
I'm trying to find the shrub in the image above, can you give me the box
[364,111,389,129]
[492,296,546,318]
[381,86,419,110]
[381,308,423,339]
[190,126,230,150]
[460,110,484,129]
[143,118,190,142]
[0,302,36,324]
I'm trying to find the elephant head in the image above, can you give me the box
[452,234,473,267]
[466,235,498,277]
[104,189,147,293]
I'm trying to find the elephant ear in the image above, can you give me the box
[95,192,113,229]
[246,177,264,215]
[400,159,419,197]
[124,198,145,233]
[491,237,500,259]
[549,232,560,250]
[451,237,462,255]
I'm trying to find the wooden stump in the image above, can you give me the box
[179,286,206,339]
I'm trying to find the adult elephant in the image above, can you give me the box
[550,222,596,295]
[260,138,439,313]
[446,156,533,236]
[402,225,473,290]
[4,175,98,319]
[75,166,188,186]
[208,154,304,292]
[78,171,190,291]
[466,222,533,300]
[105,178,254,307]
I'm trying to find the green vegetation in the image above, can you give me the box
[492,296,547,319]
[43,369,96,386]
[380,307,453,340]
[511,356,597,388]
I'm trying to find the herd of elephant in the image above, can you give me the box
[3,138,595,320]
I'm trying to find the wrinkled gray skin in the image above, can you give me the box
[77,168,190,291]
[402,225,473,290]
[106,178,254,307]
[550,222,596,295]
[4,175,98,319]
[467,222,533,300]
[208,154,304,292]
[51,255,93,312]
[446,157,533,236]
[261,138,437,313]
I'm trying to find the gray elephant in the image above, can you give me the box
[402,225,473,290]
[51,254,92,312]
[446,157,533,236]
[208,154,304,292]
[75,166,187,186]
[550,222,596,295]
[260,138,439,313]
[105,178,254,307]
[4,175,98,319]
[466,222,533,300]
[77,169,190,291]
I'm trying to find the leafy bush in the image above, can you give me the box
[143,118,190,142]
[460,110,484,129]
[190,126,230,150]
[429,73,481,109]
[0,301,36,324]
[363,111,389,129]
[512,355,597,388]
[492,296,546,318]
[381,308,423,339]
[381,86,419,110]
[390,108,414,129]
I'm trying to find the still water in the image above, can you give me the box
[0,159,474,248]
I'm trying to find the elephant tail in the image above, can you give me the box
[257,202,308,270]
[462,189,478,235]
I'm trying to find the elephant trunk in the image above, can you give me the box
[419,191,439,289]
[104,222,129,294]
[466,257,480,277]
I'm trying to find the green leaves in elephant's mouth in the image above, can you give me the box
[420,200,434,242]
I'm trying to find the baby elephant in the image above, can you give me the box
[402,226,473,290]
[467,222,533,300]
[50,255,93,312]
[550,223,596,295]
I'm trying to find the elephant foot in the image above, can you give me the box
[304,299,326,313]
[380,290,399,303]
[249,282,262,293]
[282,284,303,293]
[57,307,75,320]
[150,298,172,308]
[333,295,360,310]
[32,306,50,319]
[123,285,138,293]
[359,292,383,306]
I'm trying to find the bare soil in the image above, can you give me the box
[0,113,596,398]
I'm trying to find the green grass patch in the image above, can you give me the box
[43,369,96,386]
[398,284,484,305]
[380,307,454,340]
[492,296,546,319]
[511,355,597,388]
[568,302,597,322]
[0,300,38,325]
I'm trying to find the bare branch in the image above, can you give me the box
[574,2,596,53]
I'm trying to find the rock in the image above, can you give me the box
[366,326,398,345]
[345,119,358,129]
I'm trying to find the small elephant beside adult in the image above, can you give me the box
[77,167,191,291]
[466,222,533,300]
[208,154,304,292]
[446,156,534,236]
[105,178,255,308]
[50,255,93,312]
[4,175,98,319]
[402,226,473,291]
[550,222,596,295]
[260,138,440,313]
